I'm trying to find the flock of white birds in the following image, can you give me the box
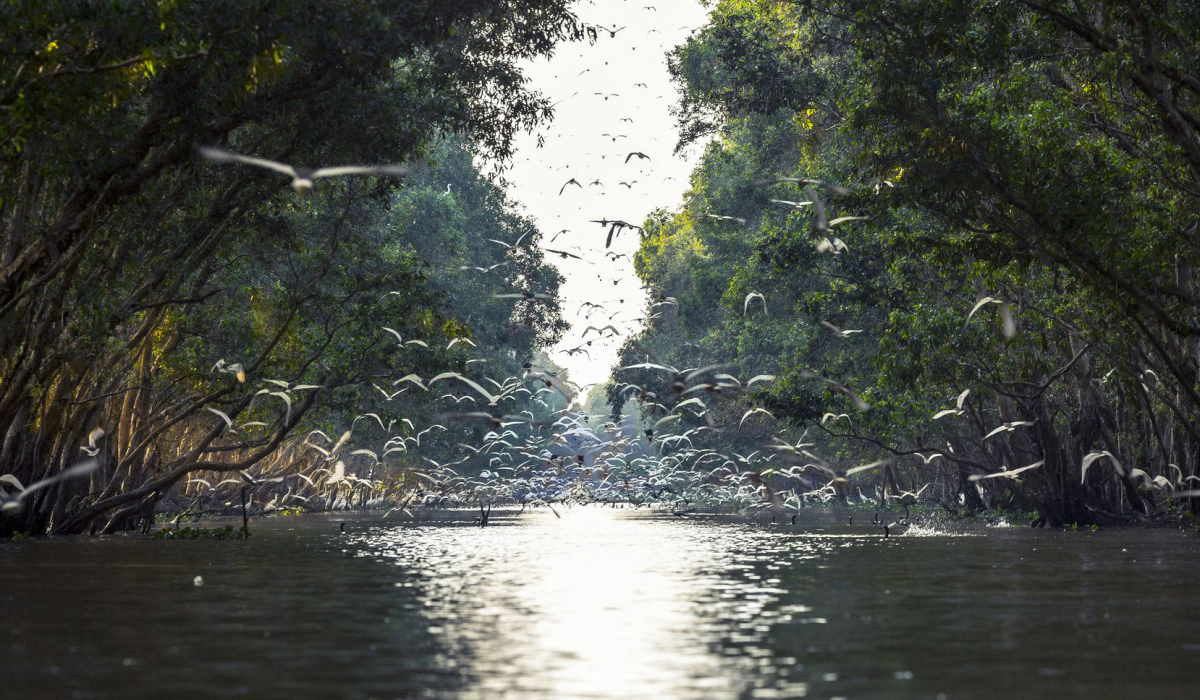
[8,2,1194,526]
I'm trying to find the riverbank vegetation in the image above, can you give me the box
[0,1,579,536]
[612,0,1200,526]
[5,1,1200,537]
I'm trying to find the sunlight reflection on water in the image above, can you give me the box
[358,508,833,698]
[5,508,1200,699]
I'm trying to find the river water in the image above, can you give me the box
[2,508,1199,699]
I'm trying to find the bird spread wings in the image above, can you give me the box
[198,146,296,176]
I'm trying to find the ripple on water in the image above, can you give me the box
[2,508,1199,699]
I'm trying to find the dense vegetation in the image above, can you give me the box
[6,1,1199,536]
[0,0,579,535]
[613,0,1200,525]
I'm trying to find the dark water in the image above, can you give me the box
[2,509,1199,699]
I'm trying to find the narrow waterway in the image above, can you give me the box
[3,509,1198,699]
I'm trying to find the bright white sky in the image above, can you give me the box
[502,0,712,391]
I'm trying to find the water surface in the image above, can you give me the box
[3,509,1199,699]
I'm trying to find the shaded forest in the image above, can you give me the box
[0,0,580,535]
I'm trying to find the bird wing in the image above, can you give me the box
[828,216,868,226]
[430,372,499,405]
[1,474,26,492]
[16,459,99,503]
[845,459,889,477]
[845,388,870,411]
[350,449,379,463]
[999,302,1016,339]
[394,374,428,391]
[966,297,999,323]
[205,406,234,428]
[87,427,106,446]
[739,408,774,427]
[198,146,297,176]
[805,185,828,231]
[1081,451,1124,483]
[309,164,411,179]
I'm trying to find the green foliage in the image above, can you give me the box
[0,0,577,536]
[615,0,1200,526]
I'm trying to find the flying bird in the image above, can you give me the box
[983,421,1034,441]
[1,459,100,513]
[820,321,863,338]
[493,291,554,301]
[933,389,971,419]
[590,219,643,248]
[743,292,767,316]
[559,178,583,195]
[80,428,106,457]
[966,296,1016,339]
[798,370,869,411]
[754,177,851,196]
[198,146,411,194]
[705,214,746,224]
[815,237,848,254]
[969,461,1044,482]
[625,152,651,164]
